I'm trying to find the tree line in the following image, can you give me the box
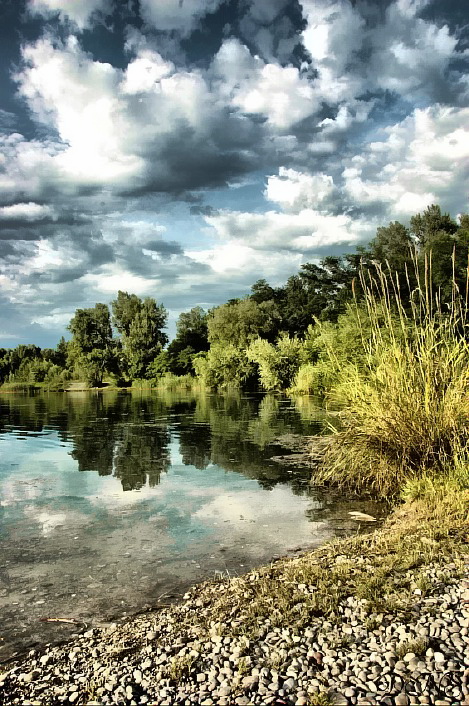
[1,204,468,391]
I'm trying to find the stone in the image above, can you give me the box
[403,652,416,662]
[395,693,409,705]
[242,675,258,690]
[344,687,356,698]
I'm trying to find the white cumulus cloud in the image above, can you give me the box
[205,208,367,253]
[139,0,224,35]
[265,168,336,212]
[28,0,111,29]
[343,105,469,218]
[0,202,55,221]
[212,38,318,130]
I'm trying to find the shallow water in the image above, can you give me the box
[0,390,383,661]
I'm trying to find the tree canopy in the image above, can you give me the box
[2,204,468,392]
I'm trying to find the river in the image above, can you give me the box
[0,389,383,661]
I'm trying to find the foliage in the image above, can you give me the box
[111,292,168,380]
[289,361,336,396]
[193,344,256,389]
[208,298,280,348]
[68,303,114,386]
[166,306,209,375]
[247,334,307,391]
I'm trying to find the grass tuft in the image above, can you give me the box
[314,255,469,497]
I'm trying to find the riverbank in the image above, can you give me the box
[1,485,467,706]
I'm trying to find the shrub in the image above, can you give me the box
[247,334,306,391]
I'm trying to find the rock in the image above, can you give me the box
[283,677,296,691]
[403,652,416,662]
[242,675,258,690]
[395,693,410,705]
[348,512,377,522]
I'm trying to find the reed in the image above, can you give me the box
[316,252,469,497]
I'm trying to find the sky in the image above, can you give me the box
[0,0,468,347]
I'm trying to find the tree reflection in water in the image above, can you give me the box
[0,389,327,493]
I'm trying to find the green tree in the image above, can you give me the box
[193,344,256,389]
[167,306,209,375]
[208,298,280,348]
[112,292,168,380]
[410,204,457,247]
[68,303,113,386]
[111,291,142,336]
[250,279,277,304]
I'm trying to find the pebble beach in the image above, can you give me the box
[1,518,467,706]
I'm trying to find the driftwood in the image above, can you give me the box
[39,618,87,626]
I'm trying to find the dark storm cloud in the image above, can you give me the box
[237,0,307,64]
[143,240,183,255]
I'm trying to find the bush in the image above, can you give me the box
[193,344,256,390]
[247,334,306,391]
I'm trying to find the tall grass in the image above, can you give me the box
[316,253,469,497]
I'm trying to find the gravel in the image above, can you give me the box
[0,555,467,706]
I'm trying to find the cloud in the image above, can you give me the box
[342,105,469,219]
[139,0,225,35]
[0,202,55,221]
[237,0,306,64]
[188,242,303,278]
[265,168,336,212]
[300,0,467,110]
[301,0,366,105]
[9,37,264,202]
[212,38,318,130]
[28,0,112,30]
[368,0,462,102]
[205,207,367,253]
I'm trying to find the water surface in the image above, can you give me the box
[0,390,382,661]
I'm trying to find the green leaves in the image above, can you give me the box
[111,292,168,381]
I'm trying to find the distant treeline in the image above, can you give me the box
[1,204,468,391]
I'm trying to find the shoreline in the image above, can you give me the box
[1,492,468,705]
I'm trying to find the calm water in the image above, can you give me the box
[0,390,383,661]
